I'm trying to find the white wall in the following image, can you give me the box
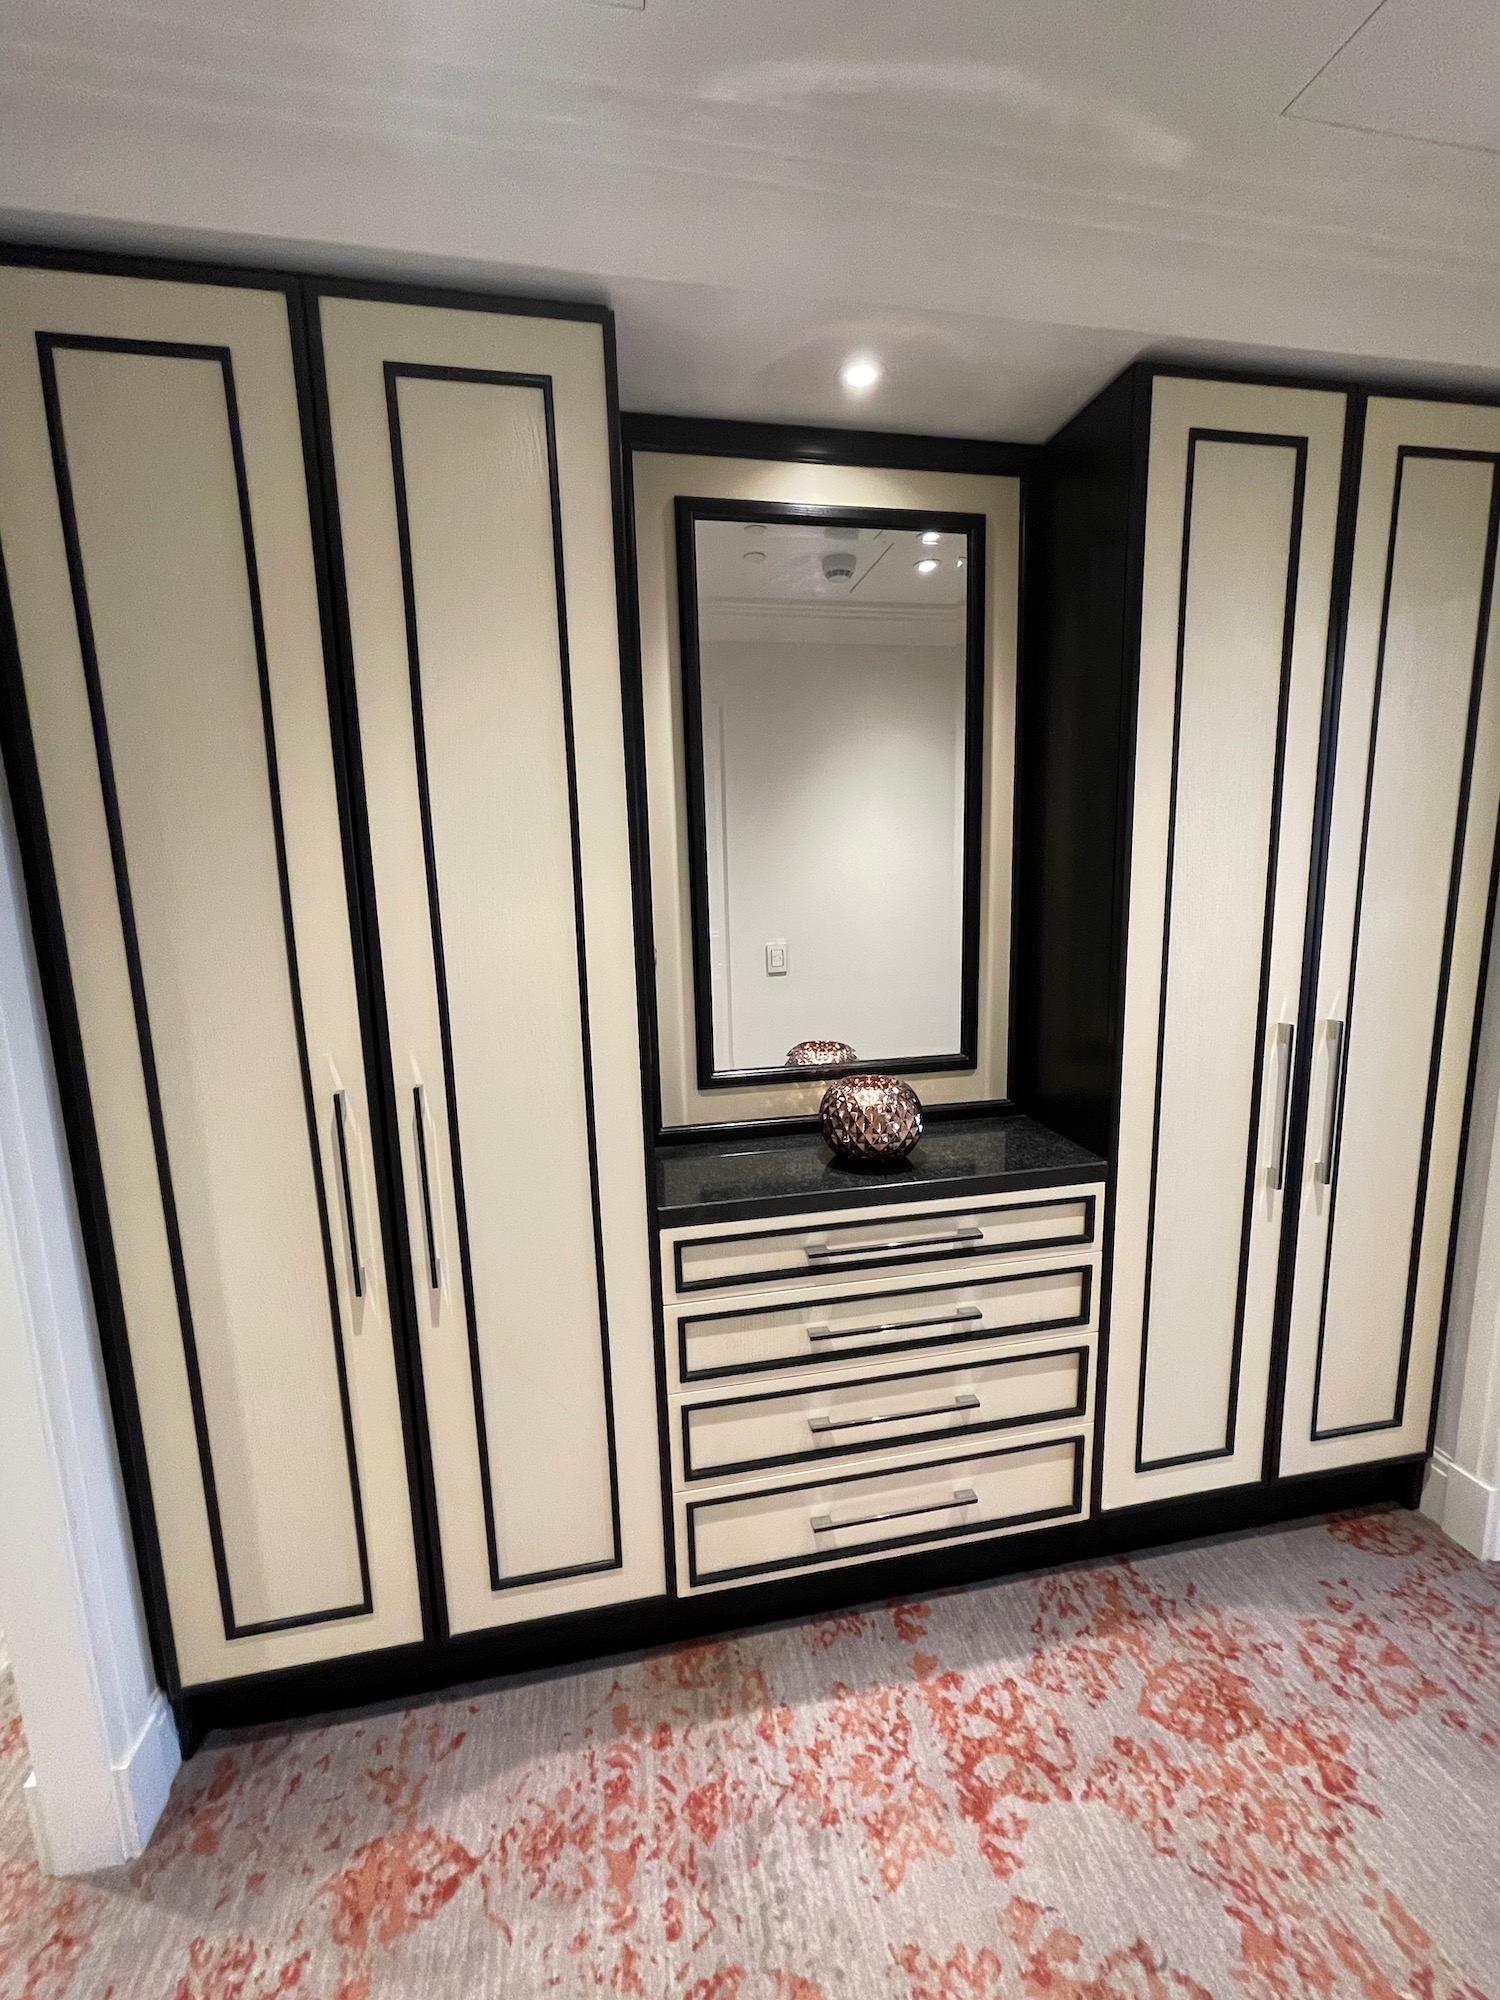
[1425,910,1500,1560]
[699,631,966,1071]
[0,781,179,1871]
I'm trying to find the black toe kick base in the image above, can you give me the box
[172,1456,1425,1752]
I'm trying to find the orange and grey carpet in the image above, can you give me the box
[1,1506,1497,1998]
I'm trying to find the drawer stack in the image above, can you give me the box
[660,1182,1105,1593]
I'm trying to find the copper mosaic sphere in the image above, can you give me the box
[819,1074,923,1163]
[786,1039,858,1071]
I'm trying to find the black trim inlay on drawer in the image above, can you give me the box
[680,1345,1090,1481]
[684,1433,1087,1588]
[675,1262,1095,1384]
[672,1193,1098,1294]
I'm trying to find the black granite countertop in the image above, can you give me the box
[655,1110,1106,1227]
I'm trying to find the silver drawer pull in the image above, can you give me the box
[809,1391,980,1435]
[811,1485,978,1536]
[806,1303,982,1343]
[805,1224,984,1260]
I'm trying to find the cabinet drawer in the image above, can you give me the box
[685,1434,1086,1589]
[673,1262,1093,1385]
[670,1192,1098,1296]
[680,1345,1088,1482]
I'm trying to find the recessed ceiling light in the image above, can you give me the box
[921,531,941,545]
[915,558,939,574]
[743,550,766,562]
[956,559,965,569]
[838,356,882,393]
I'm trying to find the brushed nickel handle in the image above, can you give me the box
[806,1303,982,1343]
[413,1083,441,1293]
[808,1391,980,1435]
[1316,1019,1345,1188]
[811,1485,978,1536]
[805,1224,983,1261]
[333,1090,366,1300]
[1269,1021,1296,1192]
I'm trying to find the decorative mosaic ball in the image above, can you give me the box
[819,1074,923,1163]
[785,1039,858,1070]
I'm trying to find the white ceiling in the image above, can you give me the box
[1287,0,1500,153]
[3,0,1500,440]
[697,521,969,607]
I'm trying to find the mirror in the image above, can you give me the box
[677,499,985,1088]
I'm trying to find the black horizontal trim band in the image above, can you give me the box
[623,411,1034,477]
[170,1454,1424,1745]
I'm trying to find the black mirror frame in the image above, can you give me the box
[674,494,988,1092]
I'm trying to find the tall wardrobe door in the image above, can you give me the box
[313,293,661,1634]
[1280,400,1500,1476]
[1102,379,1348,1509]
[0,267,422,1685]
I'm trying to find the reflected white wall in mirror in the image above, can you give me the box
[685,510,981,1081]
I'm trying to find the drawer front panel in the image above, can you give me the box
[686,1435,1085,1588]
[675,1263,1093,1384]
[672,1194,1097,1295]
[681,1346,1088,1481]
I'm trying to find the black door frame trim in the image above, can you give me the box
[1308,445,1500,1441]
[380,356,625,1593]
[33,330,374,1639]
[672,493,988,1092]
[1133,427,1310,1475]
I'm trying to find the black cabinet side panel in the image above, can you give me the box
[1011,367,1146,1158]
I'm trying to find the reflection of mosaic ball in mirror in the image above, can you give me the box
[819,1075,923,1161]
[785,1039,858,1070]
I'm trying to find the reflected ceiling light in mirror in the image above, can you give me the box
[921,531,941,545]
[915,558,939,573]
[838,355,883,393]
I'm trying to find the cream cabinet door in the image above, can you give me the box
[1103,378,1348,1509]
[0,265,423,1685]
[313,293,662,1633]
[1280,400,1500,1476]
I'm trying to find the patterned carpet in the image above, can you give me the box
[1,1507,1497,1999]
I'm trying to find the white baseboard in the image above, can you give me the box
[22,1772,53,1875]
[112,1692,180,1856]
[21,1692,180,1876]
[1423,1451,1500,1561]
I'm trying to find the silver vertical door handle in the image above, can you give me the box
[1317,1020,1345,1187]
[1269,1021,1296,1192]
[333,1089,366,1299]
[413,1083,442,1292]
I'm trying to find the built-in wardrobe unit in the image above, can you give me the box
[0,252,661,1730]
[1016,367,1500,1521]
[2,245,1494,1744]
